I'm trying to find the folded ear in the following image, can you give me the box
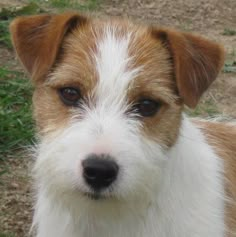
[10,13,87,82]
[153,29,225,108]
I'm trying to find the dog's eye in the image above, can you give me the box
[59,87,81,106]
[134,99,161,117]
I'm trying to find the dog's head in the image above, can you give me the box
[10,13,224,204]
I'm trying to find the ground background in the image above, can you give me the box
[0,0,235,236]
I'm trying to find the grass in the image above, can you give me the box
[222,28,236,36]
[223,49,236,73]
[28,0,100,11]
[185,98,219,117]
[223,60,236,73]
[0,68,34,162]
[0,20,11,48]
[48,0,99,10]
[0,233,15,237]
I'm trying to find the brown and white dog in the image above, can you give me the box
[10,13,236,237]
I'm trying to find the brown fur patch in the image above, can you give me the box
[195,120,236,237]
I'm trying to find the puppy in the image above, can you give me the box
[10,13,236,237]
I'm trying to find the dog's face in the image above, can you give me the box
[10,13,224,204]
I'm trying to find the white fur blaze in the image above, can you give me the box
[95,26,141,108]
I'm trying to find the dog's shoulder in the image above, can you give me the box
[193,118,236,237]
[194,119,236,154]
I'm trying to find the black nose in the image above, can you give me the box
[82,154,119,191]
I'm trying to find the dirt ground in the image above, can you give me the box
[0,0,236,236]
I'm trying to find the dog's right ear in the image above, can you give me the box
[10,13,87,82]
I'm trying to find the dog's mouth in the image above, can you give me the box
[83,192,104,200]
[83,191,116,201]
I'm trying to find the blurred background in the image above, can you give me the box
[0,0,235,236]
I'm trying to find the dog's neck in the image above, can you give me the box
[33,115,225,237]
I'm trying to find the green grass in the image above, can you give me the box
[185,98,219,117]
[28,0,100,11]
[222,28,236,36]
[48,0,99,10]
[0,20,11,48]
[223,49,236,73]
[0,68,34,162]
[223,60,236,73]
[0,232,15,237]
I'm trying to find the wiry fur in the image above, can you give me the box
[9,13,235,237]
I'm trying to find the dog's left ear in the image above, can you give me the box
[10,13,87,82]
[153,29,225,108]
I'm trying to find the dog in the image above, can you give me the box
[10,12,236,237]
